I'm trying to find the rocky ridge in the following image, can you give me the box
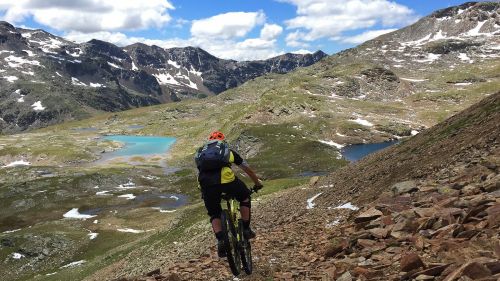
[309,1,500,102]
[97,96,499,280]
[0,21,326,133]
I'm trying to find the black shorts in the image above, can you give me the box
[202,177,251,219]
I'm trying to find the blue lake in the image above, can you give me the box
[341,140,399,162]
[103,135,176,157]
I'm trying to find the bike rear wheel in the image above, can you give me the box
[238,220,253,274]
[221,210,241,276]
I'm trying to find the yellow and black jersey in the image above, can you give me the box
[197,149,244,187]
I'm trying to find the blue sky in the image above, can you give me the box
[0,0,480,60]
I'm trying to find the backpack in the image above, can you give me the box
[195,140,231,171]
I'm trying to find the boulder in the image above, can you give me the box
[391,181,418,195]
[369,228,389,239]
[412,264,451,278]
[309,176,320,186]
[443,261,492,281]
[486,204,500,227]
[400,252,425,272]
[336,271,353,281]
[354,208,383,223]
[146,269,160,276]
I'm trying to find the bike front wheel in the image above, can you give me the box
[238,219,253,274]
[221,210,241,276]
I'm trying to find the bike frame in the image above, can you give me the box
[224,197,241,241]
[221,188,257,276]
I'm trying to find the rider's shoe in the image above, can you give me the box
[217,240,227,258]
[243,227,256,240]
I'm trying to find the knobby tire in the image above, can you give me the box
[221,210,241,276]
[238,219,253,274]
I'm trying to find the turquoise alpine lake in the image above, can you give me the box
[103,135,176,157]
[341,140,399,162]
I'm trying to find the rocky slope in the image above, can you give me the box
[0,21,326,133]
[116,91,499,281]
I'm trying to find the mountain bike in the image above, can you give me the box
[220,187,259,276]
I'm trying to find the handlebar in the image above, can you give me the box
[251,184,263,193]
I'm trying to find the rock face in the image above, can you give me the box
[0,22,326,133]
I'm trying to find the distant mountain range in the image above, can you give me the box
[318,1,500,101]
[1,1,499,134]
[0,22,326,133]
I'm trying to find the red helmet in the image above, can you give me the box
[208,130,225,141]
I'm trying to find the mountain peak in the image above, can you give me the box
[0,21,15,30]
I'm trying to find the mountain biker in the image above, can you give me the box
[195,130,263,258]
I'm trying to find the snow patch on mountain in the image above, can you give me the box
[465,21,487,37]
[2,160,31,168]
[107,62,123,69]
[61,260,86,268]
[400,78,427,82]
[118,194,136,200]
[12,253,25,259]
[117,228,145,233]
[131,61,139,71]
[415,53,441,63]
[71,77,86,86]
[154,72,181,86]
[306,193,323,209]
[458,53,473,63]
[21,70,35,76]
[96,190,111,196]
[167,60,181,68]
[89,82,104,88]
[63,208,96,220]
[433,30,447,40]
[4,55,41,68]
[350,118,374,127]
[319,140,344,149]
[66,48,83,57]
[3,76,18,82]
[332,202,359,211]
[28,37,65,54]
[23,50,36,57]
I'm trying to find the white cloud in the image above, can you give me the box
[281,0,417,44]
[191,11,265,39]
[0,0,174,33]
[285,31,310,48]
[65,31,281,61]
[260,23,283,40]
[237,38,275,49]
[341,28,397,44]
[65,31,191,49]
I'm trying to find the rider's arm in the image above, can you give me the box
[239,163,262,187]
[231,150,262,187]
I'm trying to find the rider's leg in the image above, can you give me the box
[202,186,223,237]
[205,188,226,257]
[240,198,251,225]
[211,217,222,233]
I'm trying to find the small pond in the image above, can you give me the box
[102,135,176,157]
[341,140,399,162]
